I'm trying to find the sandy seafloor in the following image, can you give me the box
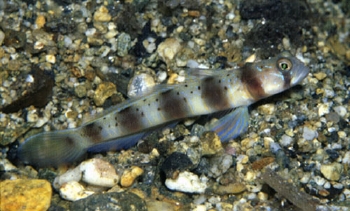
[0,0,349,210]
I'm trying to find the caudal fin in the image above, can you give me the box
[18,129,92,167]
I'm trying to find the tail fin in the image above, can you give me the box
[18,129,92,167]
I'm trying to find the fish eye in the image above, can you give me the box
[277,58,292,71]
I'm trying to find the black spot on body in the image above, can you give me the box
[201,76,230,110]
[159,90,188,120]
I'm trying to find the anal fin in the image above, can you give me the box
[87,132,146,153]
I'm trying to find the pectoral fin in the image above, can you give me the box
[206,106,250,142]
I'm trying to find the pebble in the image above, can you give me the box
[157,38,182,62]
[120,166,144,187]
[79,158,119,187]
[343,151,350,164]
[165,171,208,194]
[35,15,46,29]
[59,181,94,201]
[200,131,223,156]
[279,134,294,147]
[93,82,117,106]
[70,192,147,210]
[54,158,119,190]
[1,179,52,211]
[333,105,347,117]
[320,163,343,181]
[314,72,327,80]
[302,126,318,141]
[74,84,87,98]
[117,33,132,57]
[127,73,155,98]
[318,103,330,116]
[0,30,4,46]
[93,6,112,22]
[208,154,233,178]
[214,182,246,195]
[161,152,193,179]
[45,54,56,63]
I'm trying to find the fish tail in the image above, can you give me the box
[18,129,92,167]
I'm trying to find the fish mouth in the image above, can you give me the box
[290,59,310,86]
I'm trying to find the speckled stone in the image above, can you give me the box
[93,82,117,106]
[70,192,147,210]
[93,6,112,22]
[120,166,144,187]
[0,179,52,211]
[200,131,223,156]
[214,182,246,195]
[320,163,343,181]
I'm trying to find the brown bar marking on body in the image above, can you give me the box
[159,89,188,120]
[82,122,103,143]
[118,106,143,133]
[241,65,266,100]
[201,76,230,110]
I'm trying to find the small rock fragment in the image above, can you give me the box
[0,30,5,45]
[200,131,223,156]
[93,6,111,22]
[0,179,52,211]
[93,82,117,106]
[35,15,46,29]
[80,158,119,187]
[120,166,144,187]
[208,154,233,178]
[74,84,87,98]
[70,192,147,210]
[165,171,208,193]
[320,163,343,181]
[127,73,155,98]
[313,72,327,81]
[214,182,246,195]
[157,38,182,62]
[302,126,318,141]
[117,33,132,57]
[161,152,193,179]
[59,181,94,201]
[251,157,275,170]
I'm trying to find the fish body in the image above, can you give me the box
[18,52,309,166]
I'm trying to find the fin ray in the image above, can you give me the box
[18,129,91,167]
[207,106,249,142]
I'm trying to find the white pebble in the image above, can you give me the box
[85,28,96,37]
[343,151,350,164]
[318,103,330,116]
[279,134,293,147]
[64,36,73,48]
[59,181,94,201]
[302,126,318,141]
[25,74,34,83]
[46,54,56,63]
[314,176,326,186]
[127,73,155,98]
[165,171,208,193]
[0,30,5,45]
[79,158,119,187]
[53,167,82,189]
[333,106,347,117]
[157,71,167,82]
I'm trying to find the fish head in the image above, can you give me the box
[242,51,310,100]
